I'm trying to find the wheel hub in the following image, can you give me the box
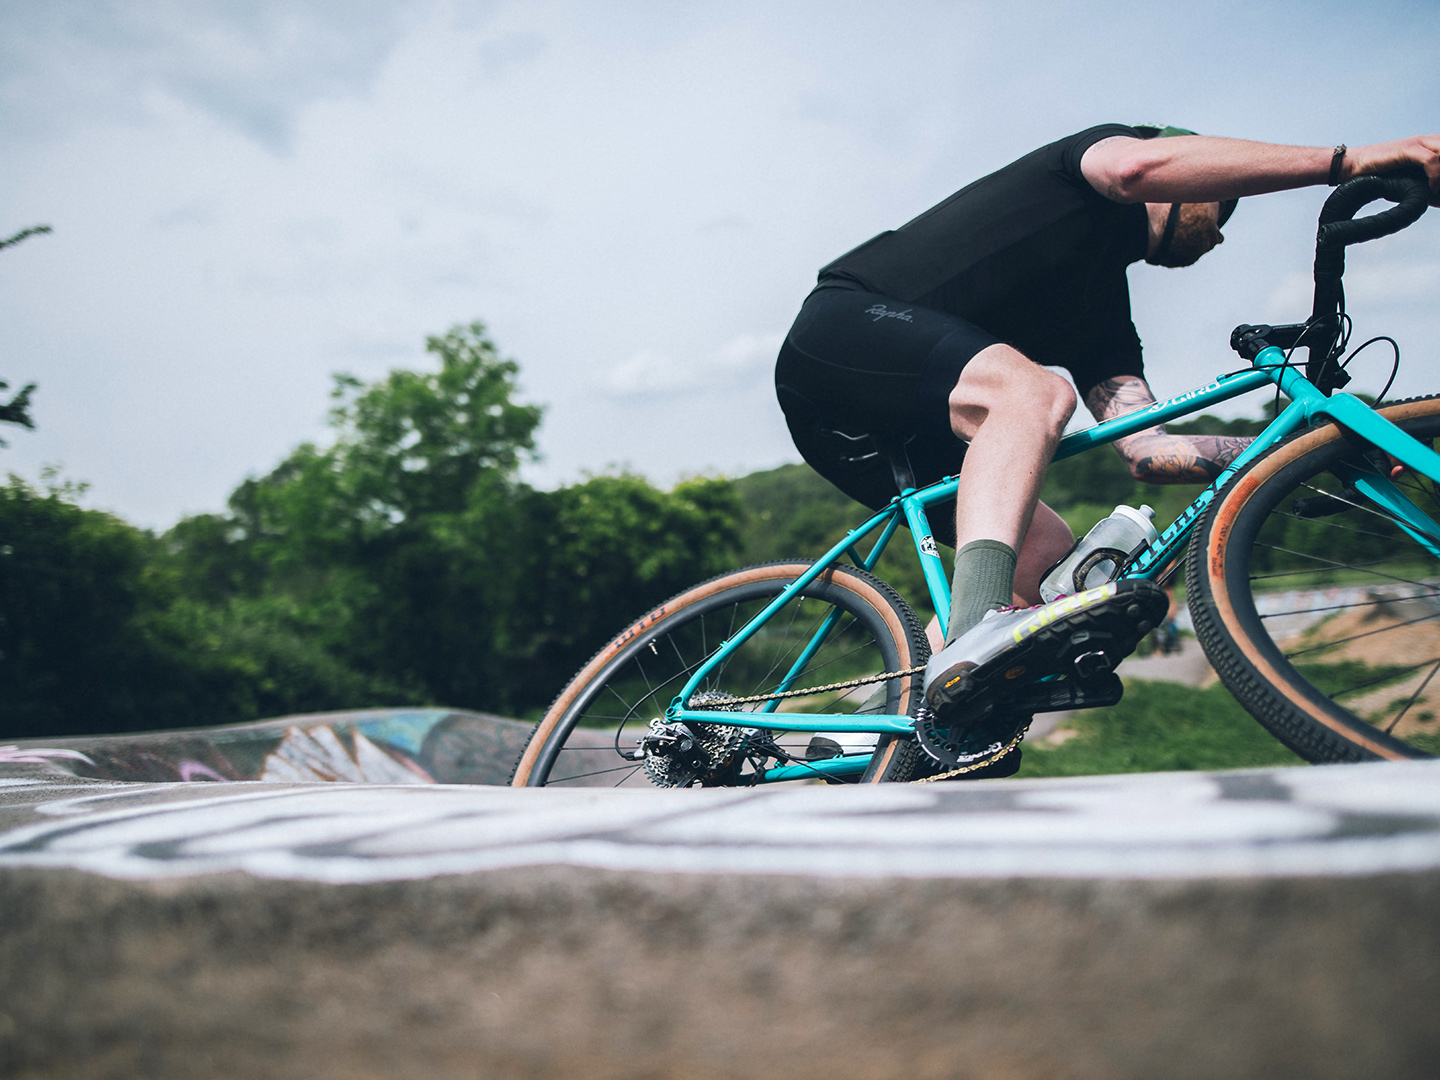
[635,690,757,787]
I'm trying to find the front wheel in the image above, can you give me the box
[510,561,932,787]
[1188,394,1440,762]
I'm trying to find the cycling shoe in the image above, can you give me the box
[923,578,1169,718]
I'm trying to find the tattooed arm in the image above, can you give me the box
[1084,375,1250,484]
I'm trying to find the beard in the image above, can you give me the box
[1149,204,1222,268]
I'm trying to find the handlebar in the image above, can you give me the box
[1230,171,1431,390]
[1314,169,1430,287]
[1304,169,1430,389]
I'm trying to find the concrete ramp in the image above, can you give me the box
[3,757,1440,1079]
[0,707,533,785]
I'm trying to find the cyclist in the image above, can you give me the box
[775,123,1440,734]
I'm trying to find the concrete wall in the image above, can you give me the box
[3,761,1440,1078]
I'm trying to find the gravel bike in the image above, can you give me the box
[511,171,1439,787]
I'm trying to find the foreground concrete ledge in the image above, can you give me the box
[4,763,1439,1079]
[3,760,1440,883]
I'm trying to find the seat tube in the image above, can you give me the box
[901,491,952,627]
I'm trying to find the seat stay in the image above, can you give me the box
[668,502,903,725]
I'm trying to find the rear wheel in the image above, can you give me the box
[510,561,931,787]
[1188,395,1440,761]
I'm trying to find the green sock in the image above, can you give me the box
[947,539,1017,643]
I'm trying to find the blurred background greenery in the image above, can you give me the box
[1,321,1305,776]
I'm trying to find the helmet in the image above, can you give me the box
[1133,124,1238,226]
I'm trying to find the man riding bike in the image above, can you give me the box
[775,123,1440,767]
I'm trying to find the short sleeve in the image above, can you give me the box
[1050,124,1143,191]
[1065,271,1145,396]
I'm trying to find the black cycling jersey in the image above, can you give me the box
[817,123,1149,396]
[775,124,1155,531]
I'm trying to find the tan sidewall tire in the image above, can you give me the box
[1189,396,1440,762]
[510,562,927,787]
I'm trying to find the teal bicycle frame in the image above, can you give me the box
[666,348,1440,783]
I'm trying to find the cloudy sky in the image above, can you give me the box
[2,0,1437,528]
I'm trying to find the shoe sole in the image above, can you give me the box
[924,579,1169,715]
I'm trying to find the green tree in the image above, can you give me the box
[159,321,743,719]
[0,475,158,735]
[511,473,743,703]
[0,474,408,739]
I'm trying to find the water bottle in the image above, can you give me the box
[1039,505,1158,603]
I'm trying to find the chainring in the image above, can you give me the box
[914,702,1032,769]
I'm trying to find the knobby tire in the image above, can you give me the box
[1188,394,1440,762]
[510,561,933,787]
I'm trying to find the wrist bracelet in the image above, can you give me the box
[1328,144,1347,186]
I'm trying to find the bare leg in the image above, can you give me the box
[1013,501,1074,606]
[934,344,1075,643]
[948,343,1076,551]
[924,499,1073,651]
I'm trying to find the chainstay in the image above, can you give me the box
[691,664,1027,784]
[682,660,1033,784]
[712,664,927,707]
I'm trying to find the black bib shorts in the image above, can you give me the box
[774,280,1002,547]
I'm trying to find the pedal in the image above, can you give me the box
[1072,650,1112,680]
[1013,672,1123,714]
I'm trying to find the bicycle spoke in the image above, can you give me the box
[1289,478,1440,537]
[1325,658,1440,700]
[517,562,927,786]
[543,761,646,785]
[1248,555,1428,583]
[1258,589,1440,621]
[1384,658,1440,735]
[1284,608,1440,660]
[1251,542,1439,593]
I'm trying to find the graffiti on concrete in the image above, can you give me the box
[261,726,434,784]
[0,710,534,786]
[0,745,95,766]
[2,761,1440,884]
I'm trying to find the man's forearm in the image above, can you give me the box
[1083,133,1440,206]
[1118,432,1250,483]
[1085,375,1251,484]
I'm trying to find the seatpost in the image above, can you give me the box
[873,434,917,493]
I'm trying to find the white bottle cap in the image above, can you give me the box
[1110,504,1159,540]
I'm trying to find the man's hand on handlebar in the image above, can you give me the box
[1342,135,1440,205]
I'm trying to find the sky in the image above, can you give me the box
[1,0,1437,528]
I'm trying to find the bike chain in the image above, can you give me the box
[909,728,1028,783]
[696,663,1024,784]
[709,664,926,707]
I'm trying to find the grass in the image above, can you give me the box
[1015,679,1306,778]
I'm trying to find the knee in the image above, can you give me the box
[949,359,1075,438]
[1036,369,1077,434]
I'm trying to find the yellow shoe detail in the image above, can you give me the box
[1010,583,1116,644]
